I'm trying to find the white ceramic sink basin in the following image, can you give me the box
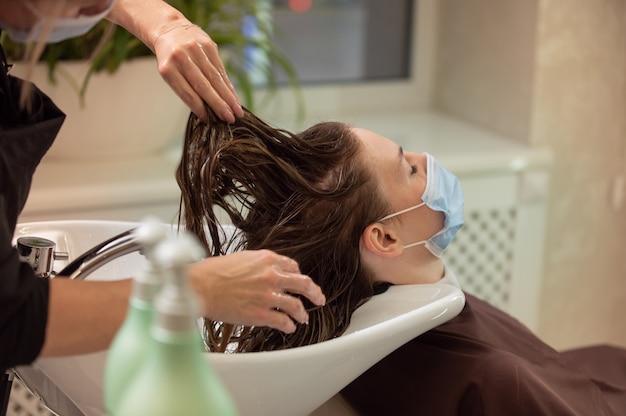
[13,220,465,416]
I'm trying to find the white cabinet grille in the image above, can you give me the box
[443,207,517,311]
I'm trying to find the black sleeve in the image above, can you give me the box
[0,211,49,372]
[0,42,65,373]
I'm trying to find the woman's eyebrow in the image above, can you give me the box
[397,146,405,168]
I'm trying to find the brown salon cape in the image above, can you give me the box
[341,292,626,415]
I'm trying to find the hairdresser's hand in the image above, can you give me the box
[107,0,243,123]
[152,23,244,123]
[187,250,326,334]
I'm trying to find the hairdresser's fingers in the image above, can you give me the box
[227,290,304,333]
[257,251,325,307]
[274,269,326,307]
[189,37,242,114]
[271,291,310,325]
[158,48,234,123]
[271,253,302,274]
[153,25,243,122]
[255,308,297,334]
[181,41,242,121]
[157,65,203,116]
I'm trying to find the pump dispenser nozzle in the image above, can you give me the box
[152,233,206,332]
[131,217,169,300]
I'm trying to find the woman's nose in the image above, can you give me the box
[408,151,428,175]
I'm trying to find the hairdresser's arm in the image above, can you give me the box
[41,249,325,356]
[40,279,131,357]
[188,250,327,334]
[107,0,244,123]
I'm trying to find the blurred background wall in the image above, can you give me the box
[433,0,626,349]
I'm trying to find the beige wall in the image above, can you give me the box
[434,0,626,349]
[531,0,626,349]
[434,0,539,143]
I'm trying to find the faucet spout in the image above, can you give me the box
[57,228,142,280]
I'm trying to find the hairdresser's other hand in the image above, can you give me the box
[187,250,326,334]
[152,24,244,123]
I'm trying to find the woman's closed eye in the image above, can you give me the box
[410,164,418,175]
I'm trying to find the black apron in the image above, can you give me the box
[0,40,65,372]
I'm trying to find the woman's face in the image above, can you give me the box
[352,127,445,246]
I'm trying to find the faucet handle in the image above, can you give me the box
[133,217,168,260]
[17,236,69,278]
[154,233,205,270]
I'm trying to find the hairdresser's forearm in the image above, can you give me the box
[107,0,189,52]
[39,279,131,357]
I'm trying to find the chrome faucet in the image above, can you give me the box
[58,228,142,280]
[16,237,69,278]
[18,228,142,280]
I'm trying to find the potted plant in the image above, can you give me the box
[0,0,301,160]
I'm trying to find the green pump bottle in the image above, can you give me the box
[103,219,167,415]
[115,232,238,416]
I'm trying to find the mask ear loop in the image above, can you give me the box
[378,202,426,222]
[402,225,446,250]
[402,240,427,250]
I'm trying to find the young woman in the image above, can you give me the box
[177,106,463,352]
[177,108,626,415]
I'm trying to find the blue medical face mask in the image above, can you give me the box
[0,0,115,44]
[378,153,464,258]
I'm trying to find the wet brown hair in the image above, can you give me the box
[176,108,391,352]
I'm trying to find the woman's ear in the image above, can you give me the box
[361,222,403,258]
